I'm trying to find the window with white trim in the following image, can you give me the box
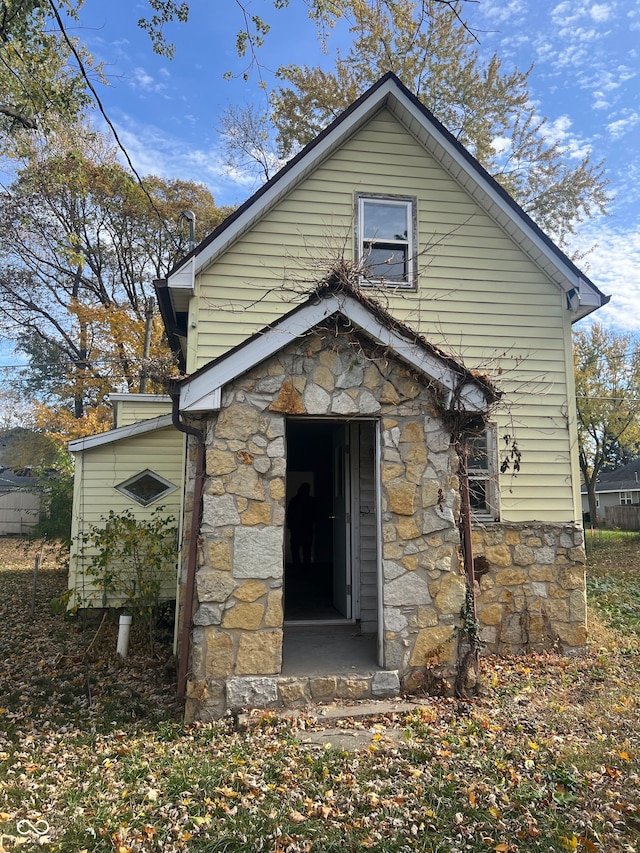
[356,194,416,287]
[115,470,177,507]
[467,428,499,522]
[620,490,632,505]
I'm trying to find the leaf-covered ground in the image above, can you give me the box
[0,536,639,853]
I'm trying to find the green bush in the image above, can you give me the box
[80,507,177,649]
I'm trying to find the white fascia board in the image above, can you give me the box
[180,292,490,414]
[167,255,195,294]
[169,78,604,316]
[341,297,490,412]
[188,86,397,277]
[108,393,172,403]
[388,96,605,310]
[590,487,640,495]
[180,299,340,411]
[68,414,174,453]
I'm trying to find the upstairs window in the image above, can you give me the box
[356,194,416,288]
[467,428,499,522]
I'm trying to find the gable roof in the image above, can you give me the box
[68,415,174,453]
[165,72,608,324]
[0,468,37,489]
[179,281,498,415]
[582,459,640,494]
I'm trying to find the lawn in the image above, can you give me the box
[0,536,638,852]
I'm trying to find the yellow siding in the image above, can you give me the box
[113,397,172,427]
[68,426,185,608]
[188,108,578,524]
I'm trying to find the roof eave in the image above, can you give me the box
[168,73,608,317]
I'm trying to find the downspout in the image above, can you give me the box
[456,438,480,691]
[171,389,205,700]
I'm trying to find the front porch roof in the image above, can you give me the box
[179,283,499,415]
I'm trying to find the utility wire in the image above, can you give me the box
[45,0,182,254]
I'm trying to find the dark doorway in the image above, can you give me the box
[284,420,350,622]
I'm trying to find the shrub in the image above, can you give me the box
[80,507,177,650]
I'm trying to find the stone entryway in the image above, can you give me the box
[282,624,378,676]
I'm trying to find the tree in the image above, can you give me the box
[0,0,94,151]
[574,324,640,525]
[0,127,231,438]
[222,0,608,245]
[0,425,61,469]
[1,1,475,151]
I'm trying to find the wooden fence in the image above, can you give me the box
[605,505,640,531]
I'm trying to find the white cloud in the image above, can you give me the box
[571,220,640,334]
[537,114,593,160]
[550,1,582,28]
[479,0,526,24]
[491,136,512,155]
[589,4,613,23]
[107,116,258,206]
[607,111,640,140]
[129,67,167,94]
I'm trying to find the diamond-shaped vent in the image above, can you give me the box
[115,470,176,506]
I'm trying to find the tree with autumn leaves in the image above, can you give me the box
[0,128,231,441]
[574,324,640,525]
[222,0,608,247]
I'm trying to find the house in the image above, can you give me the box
[70,73,608,718]
[0,467,40,535]
[581,459,640,528]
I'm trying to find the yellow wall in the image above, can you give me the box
[186,108,579,524]
[112,397,173,428]
[68,425,185,608]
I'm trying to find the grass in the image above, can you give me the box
[0,535,639,852]
[585,529,640,641]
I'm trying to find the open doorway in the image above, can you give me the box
[284,419,378,629]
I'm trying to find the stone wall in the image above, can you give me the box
[181,323,589,719]
[473,523,587,653]
[184,324,469,719]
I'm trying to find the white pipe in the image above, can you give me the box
[117,613,132,657]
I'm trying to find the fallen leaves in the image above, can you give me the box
[0,539,639,851]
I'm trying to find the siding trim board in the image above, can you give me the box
[68,415,174,452]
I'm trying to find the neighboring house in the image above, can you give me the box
[68,395,185,609]
[0,467,40,535]
[71,74,608,718]
[581,459,640,528]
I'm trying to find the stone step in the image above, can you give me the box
[227,669,402,713]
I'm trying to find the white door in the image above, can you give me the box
[331,424,352,618]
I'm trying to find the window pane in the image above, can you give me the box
[363,201,408,241]
[363,244,407,280]
[467,434,489,471]
[469,478,488,512]
[127,473,168,503]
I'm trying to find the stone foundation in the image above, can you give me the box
[474,522,586,653]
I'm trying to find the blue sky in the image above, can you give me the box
[71,0,640,332]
